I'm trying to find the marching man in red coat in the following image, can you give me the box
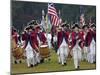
[78,27,85,61]
[82,25,90,61]
[87,24,96,63]
[57,25,69,66]
[12,27,21,64]
[71,24,82,70]
[12,27,19,46]
[34,22,47,63]
[21,25,39,67]
[82,24,96,63]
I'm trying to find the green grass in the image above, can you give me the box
[11,49,96,74]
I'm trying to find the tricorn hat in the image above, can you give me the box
[82,25,89,29]
[28,20,38,26]
[91,23,96,28]
[72,24,80,29]
[61,23,67,27]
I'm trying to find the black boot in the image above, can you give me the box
[14,61,17,64]
[40,59,44,63]
[78,66,80,69]
[30,64,33,67]
[75,66,80,70]
[64,63,67,65]
[19,60,22,63]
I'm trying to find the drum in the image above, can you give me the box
[40,45,50,58]
[13,47,24,59]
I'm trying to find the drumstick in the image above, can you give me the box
[34,43,39,53]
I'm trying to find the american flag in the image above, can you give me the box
[48,3,60,26]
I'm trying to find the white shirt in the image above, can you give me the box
[60,38,67,47]
[47,33,51,41]
[53,35,57,42]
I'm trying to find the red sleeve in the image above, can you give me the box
[66,32,69,39]
[57,32,61,48]
[41,32,47,44]
[71,32,75,49]
[87,31,92,46]
[12,32,18,44]
[22,33,27,41]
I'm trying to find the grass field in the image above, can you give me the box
[11,49,96,74]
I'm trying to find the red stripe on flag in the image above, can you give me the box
[48,3,60,26]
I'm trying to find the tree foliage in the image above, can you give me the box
[11,1,96,33]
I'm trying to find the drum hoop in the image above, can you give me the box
[40,45,48,48]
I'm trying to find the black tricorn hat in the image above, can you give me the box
[25,26,30,30]
[61,23,67,27]
[66,25,70,28]
[82,25,89,29]
[29,25,33,29]
[26,25,34,30]
[91,24,96,28]
[28,20,38,26]
[72,24,80,29]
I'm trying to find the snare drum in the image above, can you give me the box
[40,45,50,58]
[13,47,24,59]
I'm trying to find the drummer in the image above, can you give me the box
[12,27,19,46]
[34,25,47,45]
[34,22,47,63]
[30,20,41,64]
[12,27,21,64]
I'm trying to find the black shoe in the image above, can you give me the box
[76,66,80,70]
[64,63,67,65]
[40,59,44,63]
[19,60,22,63]
[75,66,80,70]
[14,61,17,64]
[30,64,33,67]
[78,66,80,69]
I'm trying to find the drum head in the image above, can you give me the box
[40,45,48,48]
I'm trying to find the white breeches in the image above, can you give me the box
[57,45,69,65]
[72,45,82,68]
[82,46,89,61]
[88,39,96,63]
[25,44,36,66]
[25,42,40,67]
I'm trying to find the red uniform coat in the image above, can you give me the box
[57,31,69,49]
[71,32,82,49]
[22,31,39,52]
[84,29,96,47]
[37,32,47,44]
[79,31,84,48]
[67,32,72,49]
[12,31,18,44]
[83,29,92,47]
